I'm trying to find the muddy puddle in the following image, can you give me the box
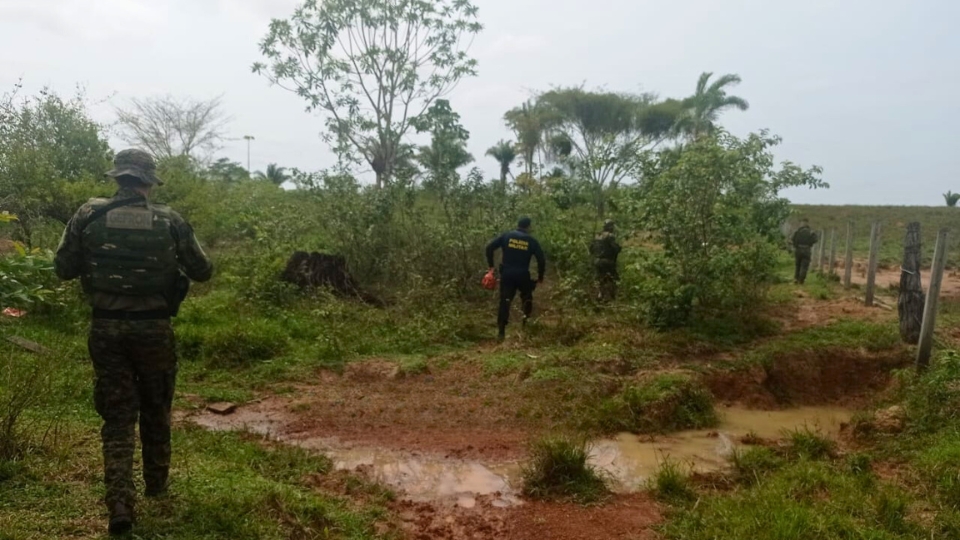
[591,406,850,491]
[190,404,850,506]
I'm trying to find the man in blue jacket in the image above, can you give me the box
[485,217,546,341]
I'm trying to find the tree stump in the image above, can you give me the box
[281,251,383,306]
[898,222,924,344]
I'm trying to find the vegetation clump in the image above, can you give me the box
[650,459,697,504]
[594,373,717,433]
[521,436,608,503]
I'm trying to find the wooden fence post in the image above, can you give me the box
[828,230,837,276]
[817,230,826,274]
[865,221,881,306]
[917,228,949,371]
[843,221,854,289]
[898,222,924,344]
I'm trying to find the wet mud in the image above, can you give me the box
[190,404,850,505]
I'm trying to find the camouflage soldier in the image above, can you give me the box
[590,219,622,302]
[791,218,819,284]
[54,149,213,536]
[485,217,546,341]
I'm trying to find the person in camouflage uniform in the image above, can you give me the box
[54,149,213,536]
[590,219,622,302]
[791,219,819,284]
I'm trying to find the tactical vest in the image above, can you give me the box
[591,233,619,260]
[80,199,179,296]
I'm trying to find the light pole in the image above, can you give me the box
[243,135,255,173]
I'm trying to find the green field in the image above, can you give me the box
[792,205,960,267]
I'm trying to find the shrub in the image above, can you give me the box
[521,435,608,503]
[618,131,826,327]
[0,244,58,309]
[0,351,60,460]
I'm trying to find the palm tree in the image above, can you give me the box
[254,163,290,186]
[944,191,960,207]
[504,101,549,177]
[485,140,517,188]
[679,72,750,138]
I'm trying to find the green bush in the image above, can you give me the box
[618,131,825,327]
[0,245,59,309]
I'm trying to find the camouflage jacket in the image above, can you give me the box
[55,188,213,311]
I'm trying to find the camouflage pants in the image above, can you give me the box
[88,318,177,509]
[595,259,619,302]
[794,249,812,284]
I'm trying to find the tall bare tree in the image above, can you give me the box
[114,95,229,162]
[254,0,482,188]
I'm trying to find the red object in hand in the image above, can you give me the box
[481,269,497,290]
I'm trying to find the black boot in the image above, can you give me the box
[144,482,168,498]
[497,326,505,342]
[108,502,134,536]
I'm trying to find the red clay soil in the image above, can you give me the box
[705,348,910,409]
[392,495,661,540]
[208,361,550,460]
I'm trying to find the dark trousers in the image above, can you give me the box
[88,319,178,509]
[794,250,812,284]
[595,259,619,302]
[498,272,535,330]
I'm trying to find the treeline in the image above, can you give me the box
[0,79,825,328]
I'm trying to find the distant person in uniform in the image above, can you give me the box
[590,219,622,302]
[54,149,213,536]
[485,216,546,341]
[791,218,819,284]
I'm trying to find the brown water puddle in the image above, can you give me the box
[592,406,850,491]
[189,404,850,506]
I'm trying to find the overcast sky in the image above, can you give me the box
[1,0,957,205]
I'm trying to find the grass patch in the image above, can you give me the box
[662,459,920,540]
[521,435,608,504]
[483,352,527,375]
[785,427,836,460]
[650,459,696,504]
[397,356,430,376]
[739,319,902,370]
[0,426,389,539]
[593,373,717,433]
[528,366,575,382]
[730,446,783,485]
